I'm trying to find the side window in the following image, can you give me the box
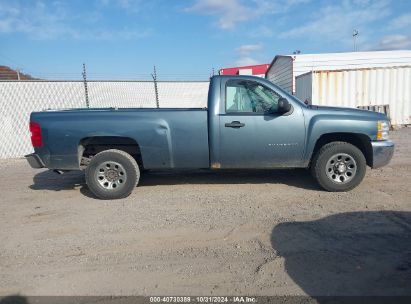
[226,80,282,114]
[226,82,253,112]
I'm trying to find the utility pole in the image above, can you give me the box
[82,63,90,108]
[353,30,359,51]
[210,68,215,78]
[151,66,159,108]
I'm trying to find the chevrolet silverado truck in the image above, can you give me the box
[26,75,394,199]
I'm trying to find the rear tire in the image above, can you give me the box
[85,149,140,199]
[311,142,366,192]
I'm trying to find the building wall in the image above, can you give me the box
[295,66,411,126]
[0,81,209,158]
[220,64,269,77]
[266,56,293,94]
[267,50,411,95]
[295,72,312,104]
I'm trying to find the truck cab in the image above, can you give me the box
[208,76,306,169]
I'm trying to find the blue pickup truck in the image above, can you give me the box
[26,75,394,199]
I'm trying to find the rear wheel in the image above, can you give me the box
[85,149,140,199]
[311,142,366,192]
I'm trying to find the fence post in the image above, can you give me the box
[151,66,159,108]
[82,63,90,108]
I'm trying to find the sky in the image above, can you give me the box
[0,0,411,80]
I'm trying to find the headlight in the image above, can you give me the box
[377,120,390,140]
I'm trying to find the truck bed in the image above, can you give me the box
[31,108,210,170]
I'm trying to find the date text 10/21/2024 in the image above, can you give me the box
[149,297,257,303]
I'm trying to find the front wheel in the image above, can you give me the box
[85,149,140,199]
[311,142,366,192]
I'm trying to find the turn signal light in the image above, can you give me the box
[377,120,390,141]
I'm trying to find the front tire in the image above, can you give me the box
[311,142,366,192]
[85,149,140,199]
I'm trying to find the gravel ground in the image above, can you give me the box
[0,128,410,297]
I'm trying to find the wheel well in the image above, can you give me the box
[79,136,143,168]
[310,133,372,167]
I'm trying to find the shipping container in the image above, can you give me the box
[295,66,411,126]
[266,50,411,94]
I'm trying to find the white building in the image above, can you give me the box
[265,50,411,125]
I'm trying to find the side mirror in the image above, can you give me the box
[278,97,291,113]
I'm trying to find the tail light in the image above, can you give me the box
[29,122,43,147]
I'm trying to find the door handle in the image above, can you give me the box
[225,121,245,128]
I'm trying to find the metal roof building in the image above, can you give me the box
[220,64,270,78]
[266,50,411,94]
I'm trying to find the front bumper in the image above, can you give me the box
[371,140,394,169]
[25,153,45,169]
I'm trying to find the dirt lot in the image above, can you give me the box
[0,128,410,297]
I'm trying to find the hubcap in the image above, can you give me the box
[325,153,357,184]
[95,161,127,190]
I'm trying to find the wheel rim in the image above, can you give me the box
[95,161,127,190]
[325,153,357,184]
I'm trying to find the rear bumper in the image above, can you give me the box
[25,153,45,169]
[371,140,394,169]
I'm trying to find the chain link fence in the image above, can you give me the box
[0,80,209,158]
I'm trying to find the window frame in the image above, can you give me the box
[224,79,283,115]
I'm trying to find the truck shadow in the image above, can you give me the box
[140,169,320,190]
[30,170,85,191]
[30,168,321,194]
[270,211,411,297]
[0,295,28,304]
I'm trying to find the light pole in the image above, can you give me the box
[353,30,359,51]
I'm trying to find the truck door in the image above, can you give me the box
[218,79,305,168]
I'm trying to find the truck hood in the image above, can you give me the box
[308,105,388,120]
